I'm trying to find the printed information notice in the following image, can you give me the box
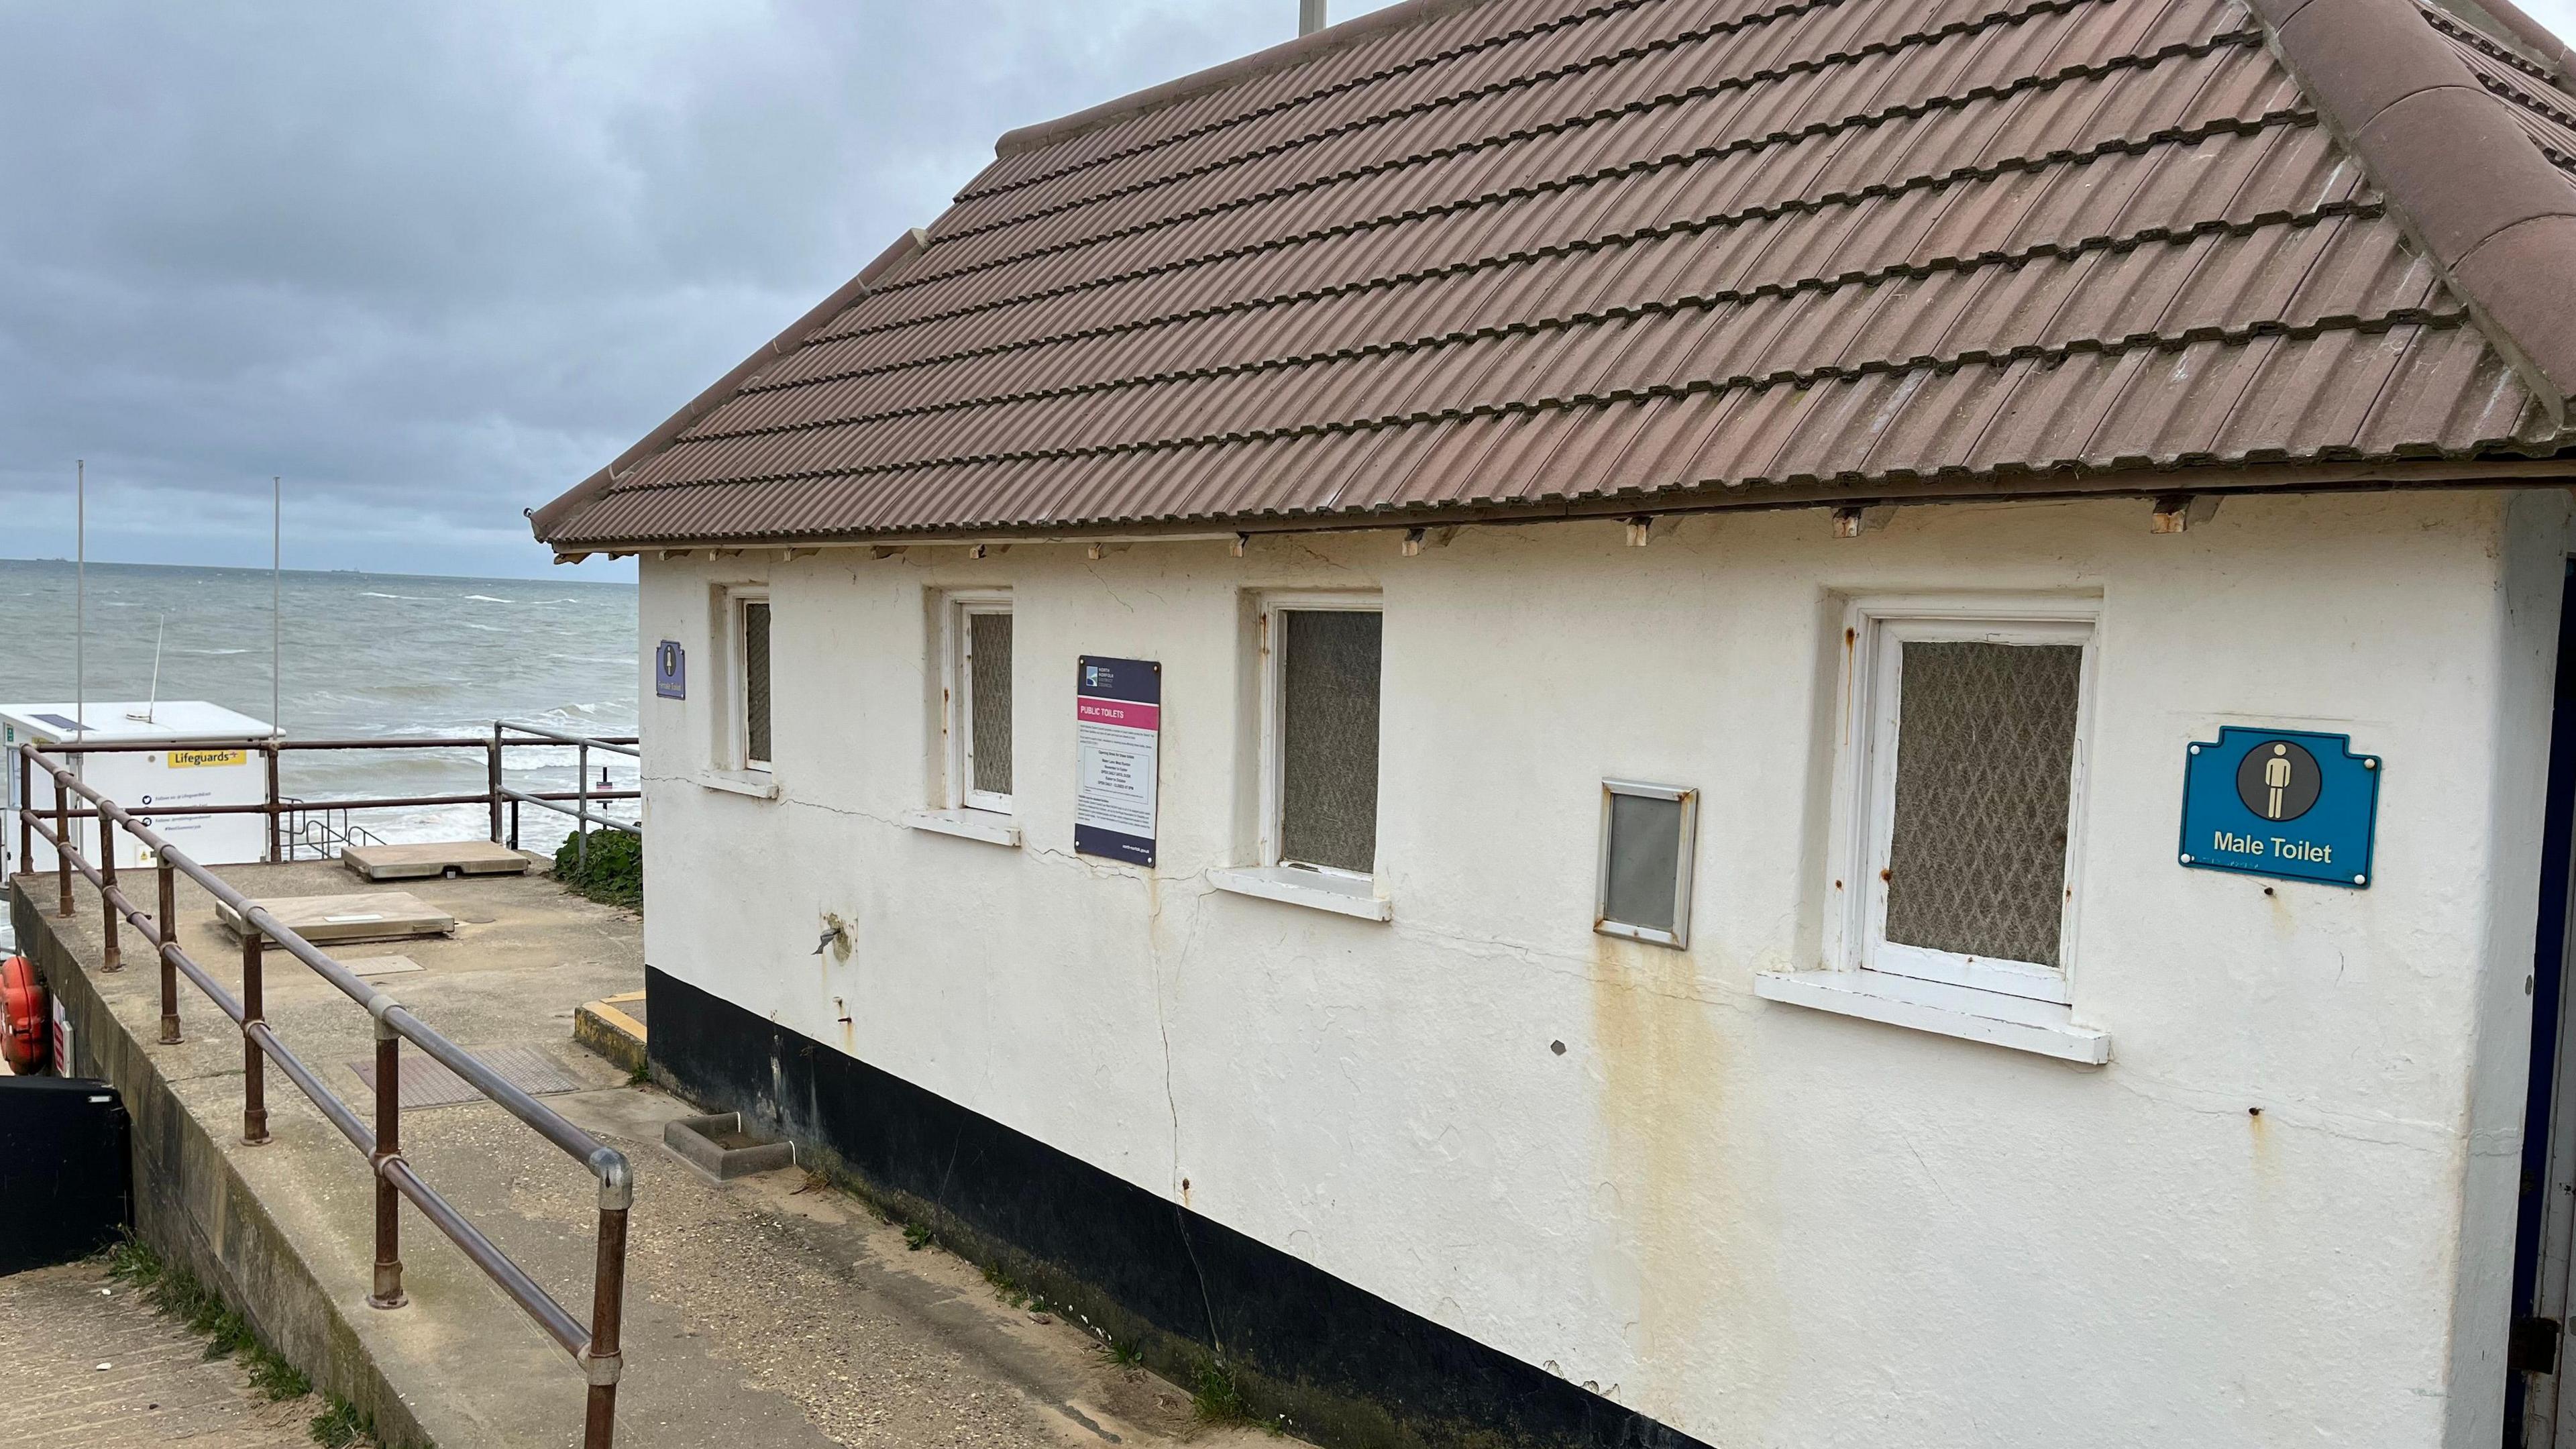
[1074,655,1161,866]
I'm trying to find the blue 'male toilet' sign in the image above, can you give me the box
[2179,727,2380,888]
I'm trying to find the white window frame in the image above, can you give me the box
[1829,593,2100,1006]
[1257,592,1384,882]
[1596,780,1699,949]
[727,586,772,775]
[943,591,1014,816]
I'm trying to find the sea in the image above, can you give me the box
[0,557,638,859]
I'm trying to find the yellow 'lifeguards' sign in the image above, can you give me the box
[168,749,248,769]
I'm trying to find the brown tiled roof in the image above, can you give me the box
[534,0,2576,550]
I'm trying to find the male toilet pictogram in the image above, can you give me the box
[2263,745,2293,820]
[2233,738,2320,823]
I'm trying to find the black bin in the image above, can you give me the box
[0,1077,132,1274]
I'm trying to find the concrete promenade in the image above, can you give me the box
[9,861,1266,1448]
[0,1260,315,1448]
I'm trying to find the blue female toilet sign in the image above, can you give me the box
[2179,727,2379,887]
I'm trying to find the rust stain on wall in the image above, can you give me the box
[1586,935,1785,1423]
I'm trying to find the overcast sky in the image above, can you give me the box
[1,0,2565,581]
[0,0,1405,580]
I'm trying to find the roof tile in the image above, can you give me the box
[539,0,2575,547]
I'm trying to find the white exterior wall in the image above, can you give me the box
[635,489,2570,1448]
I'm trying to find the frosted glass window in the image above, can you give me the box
[1597,782,1697,947]
[1882,641,2081,968]
[1277,609,1381,873]
[742,600,772,767]
[967,610,1013,799]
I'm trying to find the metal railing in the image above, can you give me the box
[7,726,640,870]
[278,798,387,863]
[13,741,635,1448]
[492,722,640,875]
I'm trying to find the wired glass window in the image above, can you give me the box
[1853,609,2092,1002]
[952,599,1013,812]
[737,594,772,771]
[1271,605,1383,876]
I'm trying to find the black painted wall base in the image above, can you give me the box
[646,966,1709,1449]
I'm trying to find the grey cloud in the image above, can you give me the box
[0,0,1399,578]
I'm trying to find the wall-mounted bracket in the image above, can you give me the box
[2150,494,2222,534]
[1831,504,1894,538]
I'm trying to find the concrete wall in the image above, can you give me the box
[634,489,2571,1448]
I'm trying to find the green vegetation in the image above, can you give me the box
[553,828,641,909]
[903,1221,934,1251]
[1191,1358,1250,1425]
[105,1237,311,1401]
[1102,1335,1146,1368]
[309,1398,375,1448]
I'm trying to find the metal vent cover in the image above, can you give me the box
[349,1044,586,1112]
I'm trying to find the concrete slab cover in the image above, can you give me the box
[215,892,455,945]
[344,954,426,978]
[348,1042,585,1112]
[343,840,533,881]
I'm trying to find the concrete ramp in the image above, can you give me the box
[343,840,531,882]
[215,892,455,946]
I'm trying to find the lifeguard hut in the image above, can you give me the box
[1,702,276,881]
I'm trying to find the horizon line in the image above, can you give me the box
[0,556,633,587]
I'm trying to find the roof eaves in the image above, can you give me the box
[539,451,2576,557]
[2430,0,2576,85]
[2250,0,2576,427]
[990,0,1501,161]
[529,226,934,545]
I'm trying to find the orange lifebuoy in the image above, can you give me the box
[1,955,46,1075]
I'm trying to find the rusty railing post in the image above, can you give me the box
[156,859,182,1044]
[99,814,121,971]
[14,749,30,881]
[54,775,72,918]
[264,742,282,864]
[576,741,591,875]
[369,1016,407,1309]
[241,930,269,1144]
[584,1165,632,1449]
[509,798,521,852]
[489,724,504,845]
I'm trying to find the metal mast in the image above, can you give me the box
[272,476,282,739]
[74,460,84,745]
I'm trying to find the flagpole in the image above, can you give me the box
[74,460,85,745]
[272,476,282,739]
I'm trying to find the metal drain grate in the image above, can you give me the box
[347,1044,585,1112]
